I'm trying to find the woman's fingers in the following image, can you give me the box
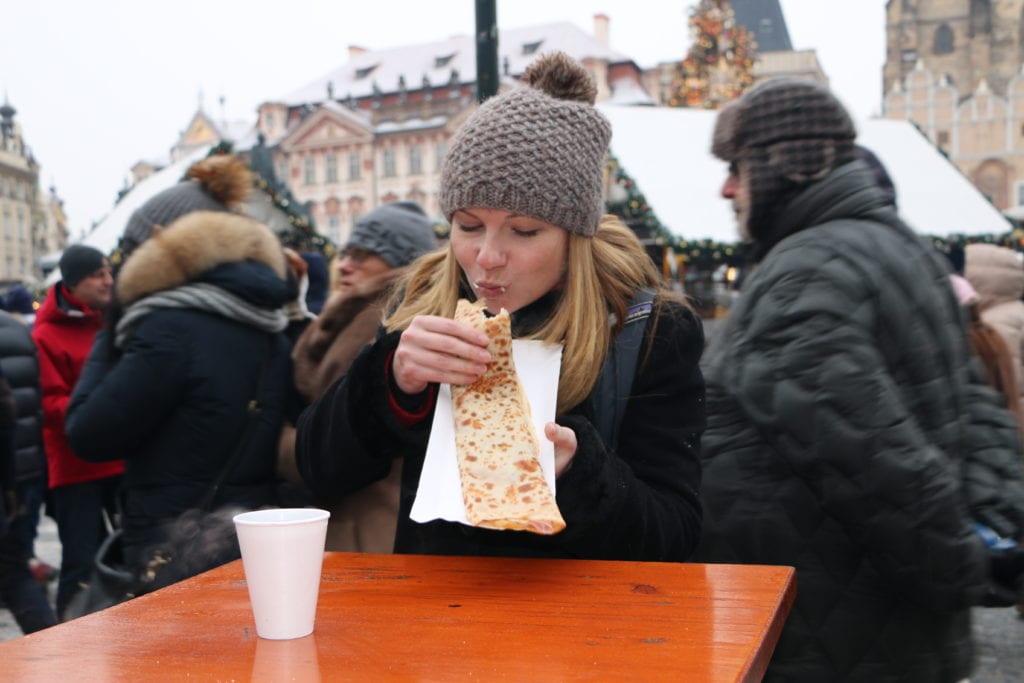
[545,422,578,478]
[393,316,491,394]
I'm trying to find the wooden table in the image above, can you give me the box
[0,553,795,682]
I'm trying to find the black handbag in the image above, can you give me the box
[64,346,273,618]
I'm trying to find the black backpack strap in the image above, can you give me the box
[594,288,656,449]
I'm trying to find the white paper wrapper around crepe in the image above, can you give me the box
[410,340,563,525]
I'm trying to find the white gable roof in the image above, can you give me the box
[598,104,1010,242]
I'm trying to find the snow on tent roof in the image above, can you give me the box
[598,104,1009,242]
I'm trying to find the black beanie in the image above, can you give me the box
[59,244,106,288]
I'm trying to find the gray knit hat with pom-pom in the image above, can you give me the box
[439,52,611,236]
[122,154,253,253]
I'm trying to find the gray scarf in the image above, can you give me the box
[115,282,288,348]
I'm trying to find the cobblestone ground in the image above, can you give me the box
[1,521,1021,680]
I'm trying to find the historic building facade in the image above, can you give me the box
[252,17,648,245]
[0,99,67,283]
[883,0,1024,210]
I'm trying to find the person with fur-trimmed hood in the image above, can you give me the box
[65,154,293,593]
[695,79,992,682]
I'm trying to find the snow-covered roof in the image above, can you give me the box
[608,77,656,106]
[282,22,630,106]
[598,104,1010,242]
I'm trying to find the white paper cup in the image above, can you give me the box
[234,508,330,640]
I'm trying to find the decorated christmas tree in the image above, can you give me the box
[669,0,757,109]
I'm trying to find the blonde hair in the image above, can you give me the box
[384,215,668,413]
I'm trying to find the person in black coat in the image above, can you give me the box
[65,154,293,589]
[697,79,993,682]
[0,311,57,632]
[296,52,705,561]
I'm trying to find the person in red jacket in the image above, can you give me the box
[32,245,120,619]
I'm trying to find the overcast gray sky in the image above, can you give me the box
[3,0,886,239]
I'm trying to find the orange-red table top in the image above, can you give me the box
[0,552,795,682]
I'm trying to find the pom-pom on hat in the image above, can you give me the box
[122,154,253,253]
[439,51,612,237]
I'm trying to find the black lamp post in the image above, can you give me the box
[475,0,499,103]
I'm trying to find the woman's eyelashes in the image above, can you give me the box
[457,222,539,237]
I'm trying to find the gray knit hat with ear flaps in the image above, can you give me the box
[711,78,857,258]
[439,52,612,237]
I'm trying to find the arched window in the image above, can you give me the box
[934,24,954,55]
[970,0,992,38]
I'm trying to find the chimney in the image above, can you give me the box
[348,45,367,60]
[594,14,610,47]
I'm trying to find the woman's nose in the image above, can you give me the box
[476,236,505,268]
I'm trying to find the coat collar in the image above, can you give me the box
[115,211,287,306]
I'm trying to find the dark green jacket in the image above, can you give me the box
[697,161,989,683]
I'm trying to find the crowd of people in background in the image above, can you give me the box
[0,51,1021,682]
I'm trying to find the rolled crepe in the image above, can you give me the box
[450,299,566,535]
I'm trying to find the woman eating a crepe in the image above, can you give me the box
[296,51,705,561]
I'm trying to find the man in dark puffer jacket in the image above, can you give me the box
[695,79,991,682]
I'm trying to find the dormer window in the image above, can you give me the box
[355,64,379,79]
[434,53,456,69]
[522,40,543,56]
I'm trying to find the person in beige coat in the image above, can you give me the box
[287,202,436,552]
[964,243,1024,413]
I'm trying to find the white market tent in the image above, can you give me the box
[598,104,1011,243]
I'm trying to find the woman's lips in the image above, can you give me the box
[473,281,507,297]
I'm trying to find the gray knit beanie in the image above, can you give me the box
[439,52,611,236]
[122,154,253,253]
[712,78,857,256]
[345,201,436,267]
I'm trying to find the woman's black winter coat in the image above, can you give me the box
[296,294,705,561]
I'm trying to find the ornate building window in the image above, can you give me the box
[409,145,423,175]
[348,152,361,180]
[934,24,954,55]
[382,148,397,178]
[303,157,316,185]
[969,0,992,38]
[435,141,446,171]
[326,154,338,183]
